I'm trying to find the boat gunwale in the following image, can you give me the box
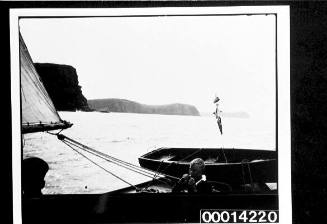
[139,147,276,165]
[139,156,277,166]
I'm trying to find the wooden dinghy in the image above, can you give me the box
[139,147,277,186]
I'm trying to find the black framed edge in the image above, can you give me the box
[10,5,288,224]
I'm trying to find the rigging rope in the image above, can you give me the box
[241,159,254,191]
[61,138,161,180]
[152,160,164,181]
[220,134,228,163]
[143,160,165,190]
[221,148,228,163]
[47,132,179,189]
[61,140,138,190]
[57,134,179,181]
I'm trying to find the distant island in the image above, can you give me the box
[34,63,91,111]
[88,98,200,116]
[200,111,250,118]
[222,111,250,118]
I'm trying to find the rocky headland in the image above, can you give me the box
[88,98,200,116]
[34,63,91,111]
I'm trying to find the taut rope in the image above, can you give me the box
[61,140,138,190]
[47,132,179,189]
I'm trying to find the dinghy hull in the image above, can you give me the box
[139,147,277,186]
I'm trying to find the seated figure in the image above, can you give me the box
[172,158,212,193]
[22,157,49,197]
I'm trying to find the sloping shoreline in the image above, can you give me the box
[88,98,200,116]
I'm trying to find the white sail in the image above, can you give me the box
[20,33,72,133]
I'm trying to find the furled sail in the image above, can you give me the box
[20,33,72,133]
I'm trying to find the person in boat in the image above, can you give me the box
[172,158,212,193]
[22,157,49,197]
[213,96,223,135]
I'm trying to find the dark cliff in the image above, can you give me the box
[88,98,200,116]
[34,63,91,111]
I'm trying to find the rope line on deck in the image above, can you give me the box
[61,137,160,180]
[58,134,179,181]
[61,140,138,190]
[47,132,179,188]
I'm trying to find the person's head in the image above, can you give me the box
[189,158,205,180]
[22,157,49,197]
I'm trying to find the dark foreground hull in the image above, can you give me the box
[23,179,278,223]
[139,147,277,185]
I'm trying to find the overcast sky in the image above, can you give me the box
[19,15,276,117]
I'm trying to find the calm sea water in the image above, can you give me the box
[23,112,275,194]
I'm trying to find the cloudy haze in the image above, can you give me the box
[20,15,276,118]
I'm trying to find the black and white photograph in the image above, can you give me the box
[10,5,291,224]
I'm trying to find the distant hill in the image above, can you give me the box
[200,111,250,118]
[88,98,200,116]
[34,63,91,111]
[221,111,250,118]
